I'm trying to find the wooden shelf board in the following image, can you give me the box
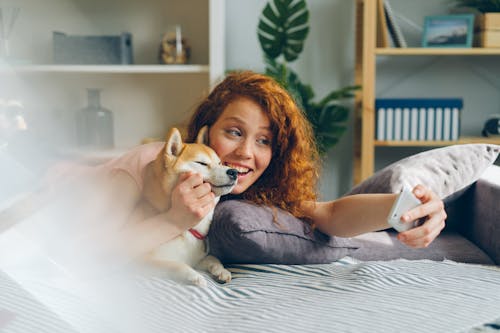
[376,48,500,56]
[2,64,210,74]
[375,136,500,147]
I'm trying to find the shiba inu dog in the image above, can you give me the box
[139,126,237,286]
[0,126,236,286]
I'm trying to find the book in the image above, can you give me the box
[435,107,443,141]
[402,107,411,141]
[443,107,451,140]
[377,0,390,47]
[394,107,402,140]
[426,108,435,141]
[410,107,418,141]
[386,108,394,140]
[451,107,461,140]
[376,107,386,140]
[418,107,426,141]
[383,0,407,48]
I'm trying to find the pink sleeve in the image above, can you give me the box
[99,142,165,192]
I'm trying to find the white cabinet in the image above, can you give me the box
[1,0,224,158]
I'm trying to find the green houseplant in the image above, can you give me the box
[452,0,500,12]
[257,0,358,154]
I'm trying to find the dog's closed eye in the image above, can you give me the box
[196,161,208,166]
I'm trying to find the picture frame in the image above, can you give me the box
[422,14,475,48]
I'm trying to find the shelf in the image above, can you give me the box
[375,136,500,147]
[376,48,500,56]
[353,0,500,184]
[3,64,210,74]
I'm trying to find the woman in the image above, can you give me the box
[171,71,446,249]
[1,71,445,265]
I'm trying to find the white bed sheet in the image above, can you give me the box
[1,256,500,333]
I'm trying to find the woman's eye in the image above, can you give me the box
[225,129,241,137]
[257,138,271,146]
[196,161,208,166]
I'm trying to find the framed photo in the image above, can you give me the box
[422,14,475,48]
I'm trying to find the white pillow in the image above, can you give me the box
[347,144,500,199]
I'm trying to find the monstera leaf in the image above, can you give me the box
[257,0,359,154]
[453,0,500,12]
[258,0,309,62]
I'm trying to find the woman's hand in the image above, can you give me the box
[396,184,447,248]
[167,172,216,231]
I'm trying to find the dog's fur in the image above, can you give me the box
[137,126,237,286]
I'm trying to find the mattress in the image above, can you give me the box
[1,257,500,333]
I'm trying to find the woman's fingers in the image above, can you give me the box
[402,198,444,223]
[397,184,447,248]
[178,172,213,199]
[170,172,216,223]
[398,214,446,248]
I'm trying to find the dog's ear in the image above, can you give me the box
[196,125,209,145]
[165,127,183,157]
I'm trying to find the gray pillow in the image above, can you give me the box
[347,144,500,199]
[208,200,358,265]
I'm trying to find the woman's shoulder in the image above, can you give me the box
[99,141,165,189]
[113,141,165,164]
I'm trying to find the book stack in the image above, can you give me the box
[375,98,463,141]
[475,13,500,48]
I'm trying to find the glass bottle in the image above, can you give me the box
[76,89,114,149]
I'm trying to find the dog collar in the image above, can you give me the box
[188,228,206,240]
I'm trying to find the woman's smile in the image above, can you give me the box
[208,97,273,194]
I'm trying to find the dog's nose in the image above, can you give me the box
[227,169,238,181]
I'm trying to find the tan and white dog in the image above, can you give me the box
[0,126,237,287]
[138,126,237,286]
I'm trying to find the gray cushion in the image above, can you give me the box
[460,165,500,264]
[347,144,500,199]
[209,200,358,264]
[350,230,494,265]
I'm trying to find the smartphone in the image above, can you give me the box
[387,188,421,232]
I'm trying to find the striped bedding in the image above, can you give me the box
[1,257,500,333]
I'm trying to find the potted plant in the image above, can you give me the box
[257,0,358,154]
[453,0,500,47]
[453,0,500,12]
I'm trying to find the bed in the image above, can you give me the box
[1,256,500,333]
[1,145,499,333]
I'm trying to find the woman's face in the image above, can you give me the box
[208,97,273,194]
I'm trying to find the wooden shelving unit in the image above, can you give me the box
[376,48,500,56]
[375,136,500,147]
[353,0,500,184]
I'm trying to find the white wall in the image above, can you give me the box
[225,0,500,199]
[225,0,357,200]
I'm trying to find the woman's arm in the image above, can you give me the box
[301,193,396,237]
[302,185,446,248]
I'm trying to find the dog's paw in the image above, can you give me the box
[188,272,207,287]
[214,268,232,284]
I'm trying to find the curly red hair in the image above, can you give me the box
[187,71,320,221]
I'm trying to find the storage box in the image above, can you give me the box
[474,13,500,48]
[53,31,133,64]
[475,30,500,48]
[375,98,463,141]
